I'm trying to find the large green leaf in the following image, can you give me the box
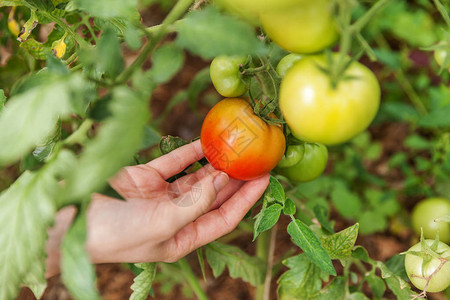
[0,169,60,299]
[277,254,329,300]
[0,73,85,166]
[287,219,336,275]
[176,7,267,59]
[64,87,149,202]
[130,263,157,300]
[61,212,100,300]
[205,242,265,286]
[320,223,359,260]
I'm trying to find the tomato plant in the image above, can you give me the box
[260,0,338,54]
[200,98,285,180]
[276,143,328,182]
[279,55,380,145]
[412,197,450,243]
[210,55,248,97]
[404,239,450,293]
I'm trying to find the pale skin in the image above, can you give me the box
[45,140,270,278]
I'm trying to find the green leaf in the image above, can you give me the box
[196,248,206,281]
[418,105,450,128]
[266,175,285,204]
[347,292,370,300]
[0,0,26,6]
[0,170,59,300]
[150,43,185,84]
[277,254,328,300]
[25,0,54,11]
[64,87,149,202]
[0,73,84,166]
[205,242,265,286]
[253,203,282,240]
[17,10,38,42]
[351,246,370,263]
[19,38,50,60]
[358,211,387,235]
[123,22,142,50]
[313,205,334,234]
[287,219,336,275]
[74,0,138,18]
[321,223,359,260]
[384,277,422,300]
[384,254,408,281]
[310,276,346,300]
[176,7,267,59]
[376,261,411,291]
[130,263,157,300]
[141,125,161,149]
[61,212,100,300]
[187,67,211,111]
[330,181,362,219]
[404,135,432,150]
[283,198,296,215]
[366,275,386,298]
[0,89,5,113]
[97,26,124,79]
[159,135,189,155]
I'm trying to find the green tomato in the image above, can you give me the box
[276,54,303,78]
[405,239,450,293]
[277,144,305,168]
[210,55,247,97]
[260,0,338,54]
[412,198,450,243]
[277,143,328,182]
[279,54,380,145]
[434,42,450,69]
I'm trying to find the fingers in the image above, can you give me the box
[162,174,270,262]
[166,170,230,233]
[147,140,205,180]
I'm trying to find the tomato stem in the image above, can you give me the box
[116,0,194,84]
[177,258,208,300]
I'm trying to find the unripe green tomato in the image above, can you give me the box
[260,0,338,54]
[277,144,305,168]
[412,198,450,243]
[214,0,306,16]
[276,54,303,78]
[277,143,328,182]
[434,45,450,69]
[210,55,247,97]
[405,240,450,293]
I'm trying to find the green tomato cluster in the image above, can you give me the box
[277,143,328,182]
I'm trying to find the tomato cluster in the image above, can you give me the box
[202,0,381,182]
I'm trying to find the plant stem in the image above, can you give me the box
[41,11,90,48]
[432,0,450,28]
[263,224,277,300]
[178,258,208,300]
[351,0,392,33]
[255,230,271,300]
[63,119,93,146]
[116,0,193,84]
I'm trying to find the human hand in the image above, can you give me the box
[46,140,269,277]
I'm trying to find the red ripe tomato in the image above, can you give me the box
[200,98,286,180]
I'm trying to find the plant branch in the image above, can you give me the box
[351,0,392,33]
[116,0,193,84]
[263,224,277,300]
[62,119,93,146]
[178,258,208,300]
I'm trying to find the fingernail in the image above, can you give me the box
[213,172,229,193]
